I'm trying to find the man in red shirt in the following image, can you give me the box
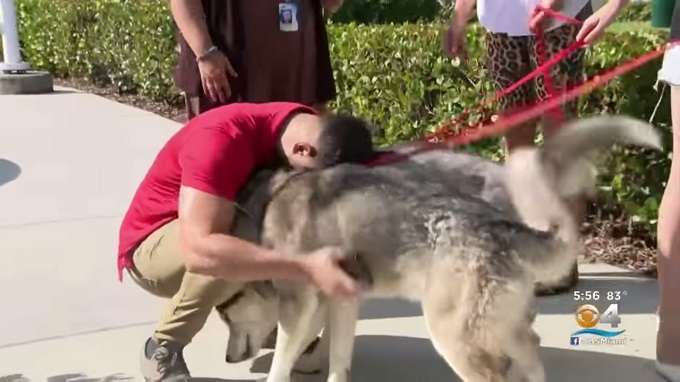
[117,102,374,380]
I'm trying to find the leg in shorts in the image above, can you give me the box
[484,3,592,152]
[484,4,592,294]
[657,42,680,374]
[659,43,680,87]
[127,219,243,346]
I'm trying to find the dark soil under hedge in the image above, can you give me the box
[53,77,661,278]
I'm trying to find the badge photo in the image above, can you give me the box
[279,2,299,32]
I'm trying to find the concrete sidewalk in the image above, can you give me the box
[0,89,663,381]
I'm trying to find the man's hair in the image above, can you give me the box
[316,114,375,167]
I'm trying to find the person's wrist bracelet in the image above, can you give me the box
[196,45,219,62]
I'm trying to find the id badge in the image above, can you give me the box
[279,1,299,32]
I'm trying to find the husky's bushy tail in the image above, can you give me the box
[504,115,662,283]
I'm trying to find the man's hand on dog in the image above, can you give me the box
[302,246,363,300]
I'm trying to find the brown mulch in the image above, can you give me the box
[54,77,660,278]
[582,219,658,278]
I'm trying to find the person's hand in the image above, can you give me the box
[301,246,362,300]
[528,0,563,31]
[442,19,468,61]
[575,1,622,45]
[321,0,343,14]
[197,50,238,103]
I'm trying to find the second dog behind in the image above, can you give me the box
[218,115,661,382]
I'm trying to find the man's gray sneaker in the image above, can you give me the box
[140,337,191,381]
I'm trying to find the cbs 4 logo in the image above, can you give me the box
[575,303,621,329]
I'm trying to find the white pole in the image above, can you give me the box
[0,0,30,72]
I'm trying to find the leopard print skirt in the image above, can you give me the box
[484,3,593,116]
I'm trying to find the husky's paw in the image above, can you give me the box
[263,375,291,382]
[326,369,350,382]
[293,350,327,374]
[293,337,327,374]
[535,262,579,296]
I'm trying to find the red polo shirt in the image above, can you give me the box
[117,102,315,280]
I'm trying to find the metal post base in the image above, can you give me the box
[0,71,54,95]
[0,61,31,73]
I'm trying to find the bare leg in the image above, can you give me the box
[505,121,540,153]
[531,18,587,296]
[326,299,360,382]
[534,121,583,297]
[266,291,326,382]
[658,85,680,368]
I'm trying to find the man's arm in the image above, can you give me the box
[177,186,311,282]
[170,0,214,58]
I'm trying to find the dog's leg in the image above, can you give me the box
[422,279,507,382]
[423,308,504,381]
[266,290,326,382]
[294,319,331,374]
[502,327,545,382]
[326,299,359,382]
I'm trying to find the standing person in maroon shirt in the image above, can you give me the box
[118,102,374,380]
[171,0,343,120]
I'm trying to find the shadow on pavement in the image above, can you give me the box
[0,159,21,188]
[354,270,659,321]
[48,89,81,95]
[47,374,133,382]
[359,299,422,320]
[0,374,134,382]
[250,335,662,381]
[538,273,658,315]
[0,374,30,382]
[0,374,255,382]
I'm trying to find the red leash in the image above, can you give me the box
[531,6,585,126]
[368,7,676,166]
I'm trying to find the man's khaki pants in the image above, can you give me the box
[127,219,242,346]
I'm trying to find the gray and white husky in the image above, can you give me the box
[217,115,661,382]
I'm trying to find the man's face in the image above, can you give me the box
[282,10,293,23]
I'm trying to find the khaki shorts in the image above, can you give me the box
[484,4,592,115]
[659,44,680,87]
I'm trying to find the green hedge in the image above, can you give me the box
[329,0,652,24]
[618,1,653,22]
[11,0,672,234]
[332,0,443,24]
